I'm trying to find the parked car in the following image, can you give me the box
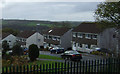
[61,50,82,61]
[50,47,64,54]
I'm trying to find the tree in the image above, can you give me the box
[2,40,9,51]
[2,28,19,36]
[28,44,39,61]
[94,2,120,57]
[94,2,120,29]
[2,40,9,56]
[12,44,23,56]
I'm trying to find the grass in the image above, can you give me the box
[38,54,63,60]
[2,60,66,73]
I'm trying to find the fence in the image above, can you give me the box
[2,58,120,73]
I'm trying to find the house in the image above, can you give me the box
[43,27,72,50]
[72,22,120,53]
[72,23,101,53]
[16,30,44,48]
[98,28,119,54]
[1,33,17,48]
[26,32,44,48]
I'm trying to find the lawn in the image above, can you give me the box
[38,54,63,60]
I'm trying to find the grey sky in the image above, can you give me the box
[2,2,99,21]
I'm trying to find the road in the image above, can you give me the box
[39,51,106,62]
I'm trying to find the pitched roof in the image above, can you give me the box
[44,39,60,45]
[2,33,11,39]
[43,27,70,36]
[72,23,101,33]
[17,30,36,38]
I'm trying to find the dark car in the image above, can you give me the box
[61,50,82,61]
[50,48,64,54]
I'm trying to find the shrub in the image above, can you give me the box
[28,44,39,61]
[12,44,24,56]
[2,40,10,57]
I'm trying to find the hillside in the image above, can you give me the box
[2,19,82,31]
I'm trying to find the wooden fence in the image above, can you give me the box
[2,58,120,73]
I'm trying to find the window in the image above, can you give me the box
[20,39,22,41]
[9,41,11,42]
[73,32,77,37]
[38,39,41,42]
[113,34,116,38]
[74,43,76,47]
[57,37,60,41]
[44,36,47,39]
[85,44,88,48]
[22,39,26,42]
[85,34,91,39]
[49,36,52,39]
[78,43,82,48]
[53,37,57,40]
[78,33,83,38]
[93,35,97,39]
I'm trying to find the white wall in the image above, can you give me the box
[2,34,17,48]
[26,32,44,48]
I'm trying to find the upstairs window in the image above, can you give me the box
[49,36,52,39]
[78,33,83,38]
[93,35,97,39]
[57,37,60,41]
[53,37,57,40]
[44,35,47,39]
[85,34,91,39]
[73,32,77,37]
[38,39,41,42]
[23,39,26,42]
[78,43,82,48]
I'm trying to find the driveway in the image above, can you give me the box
[39,51,106,62]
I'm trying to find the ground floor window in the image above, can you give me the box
[78,43,82,48]
[85,44,91,49]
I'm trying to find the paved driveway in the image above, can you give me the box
[39,51,106,62]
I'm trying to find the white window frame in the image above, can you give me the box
[57,37,60,41]
[77,33,83,38]
[85,44,88,48]
[44,35,47,39]
[52,37,57,40]
[85,34,91,39]
[73,32,76,37]
[92,35,97,39]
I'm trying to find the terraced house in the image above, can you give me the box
[72,23,102,53]
[43,27,72,50]
[72,22,119,53]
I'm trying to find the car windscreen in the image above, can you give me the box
[69,51,80,54]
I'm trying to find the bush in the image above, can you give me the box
[2,56,29,67]
[12,44,24,56]
[28,44,39,61]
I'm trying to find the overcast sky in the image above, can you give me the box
[2,2,100,21]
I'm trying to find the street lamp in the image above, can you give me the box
[36,24,40,48]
